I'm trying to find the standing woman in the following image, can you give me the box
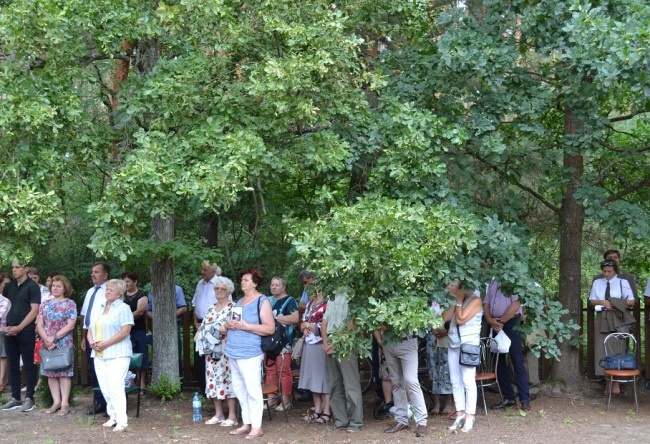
[195,276,238,427]
[121,272,149,393]
[224,268,275,440]
[36,275,77,416]
[443,279,482,433]
[589,259,634,395]
[87,279,134,433]
[298,286,330,423]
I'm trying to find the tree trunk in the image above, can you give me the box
[149,214,180,385]
[551,105,585,386]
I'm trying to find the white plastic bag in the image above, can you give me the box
[489,330,511,354]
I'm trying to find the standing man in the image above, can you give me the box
[191,261,220,394]
[79,261,110,415]
[321,290,363,433]
[381,332,428,437]
[484,278,531,411]
[1,262,40,412]
[147,284,188,376]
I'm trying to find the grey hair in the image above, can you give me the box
[209,263,222,276]
[213,276,235,295]
[106,278,127,296]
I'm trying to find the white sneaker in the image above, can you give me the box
[113,424,128,432]
[102,419,117,427]
[461,416,475,433]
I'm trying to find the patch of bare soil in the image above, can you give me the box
[0,381,648,444]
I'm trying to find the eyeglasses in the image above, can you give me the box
[215,288,229,292]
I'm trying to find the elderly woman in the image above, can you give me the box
[264,277,299,411]
[589,258,635,395]
[298,286,330,423]
[195,276,238,427]
[121,272,149,393]
[224,268,275,440]
[87,279,134,432]
[36,275,77,416]
[443,279,482,433]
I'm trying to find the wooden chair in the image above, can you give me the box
[261,356,289,422]
[92,353,143,418]
[475,337,502,415]
[603,332,640,412]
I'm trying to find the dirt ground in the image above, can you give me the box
[0,381,648,444]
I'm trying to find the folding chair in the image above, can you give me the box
[475,337,502,415]
[603,332,640,412]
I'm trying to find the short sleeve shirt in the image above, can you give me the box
[3,279,41,331]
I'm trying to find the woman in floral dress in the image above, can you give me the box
[196,276,238,427]
[36,275,77,416]
[426,301,454,416]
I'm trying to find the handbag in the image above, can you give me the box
[459,343,481,367]
[39,344,74,371]
[599,353,637,370]
[489,329,512,354]
[257,297,288,362]
[291,336,305,361]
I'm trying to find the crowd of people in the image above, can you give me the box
[0,247,643,438]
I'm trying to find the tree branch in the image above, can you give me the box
[469,151,561,215]
[609,110,650,123]
[604,175,650,204]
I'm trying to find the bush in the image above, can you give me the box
[148,375,182,402]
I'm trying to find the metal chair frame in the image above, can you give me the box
[476,337,503,415]
[603,332,640,412]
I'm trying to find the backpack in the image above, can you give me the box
[257,297,289,363]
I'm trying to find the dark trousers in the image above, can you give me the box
[194,350,206,394]
[85,338,107,407]
[496,318,530,403]
[5,329,37,401]
[371,336,384,402]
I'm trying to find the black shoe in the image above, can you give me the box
[521,401,531,411]
[415,424,427,437]
[384,422,409,434]
[491,399,516,410]
[87,404,106,415]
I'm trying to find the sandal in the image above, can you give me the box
[45,403,61,414]
[304,411,322,423]
[316,413,331,423]
[58,405,70,416]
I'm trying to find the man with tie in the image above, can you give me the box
[484,278,531,411]
[79,261,110,415]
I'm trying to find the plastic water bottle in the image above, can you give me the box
[192,392,203,423]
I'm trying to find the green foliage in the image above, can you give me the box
[148,374,182,402]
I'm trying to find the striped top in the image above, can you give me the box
[90,298,134,359]
[224,295,266,360]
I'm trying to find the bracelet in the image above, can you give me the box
[53,333,58,342]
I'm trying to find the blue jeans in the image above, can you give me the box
[496,318,529,402]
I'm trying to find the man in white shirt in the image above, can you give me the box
[191,260,221,394]
[79,262,110,415]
